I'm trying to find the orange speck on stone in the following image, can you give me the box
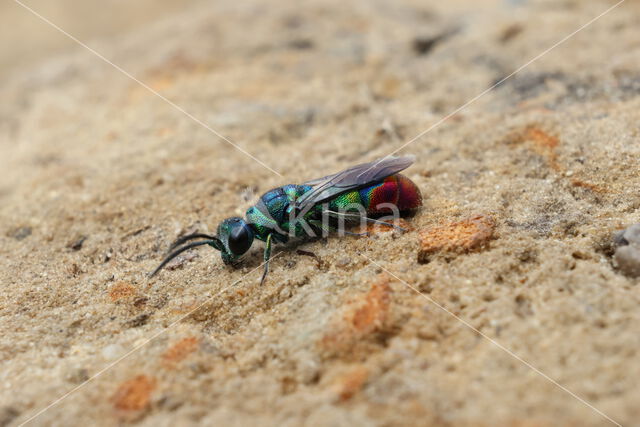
[351,278,392,333]
[418,214,495,263]
[109,282,136,302]
[507,126,561,171]
[508,126,607,192]
[334,365,369,401]
[169,302,199,315]
[570,178,607,194]
[374,76,402,99]
[319,274,393,358]
[525,127,560,170]
[161,337,199,369]
[112,375,156,411]
[525,127,558,150]
[148,75,174,92]
[529,128,561,169]
[155,127,174,138]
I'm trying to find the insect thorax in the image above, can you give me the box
[245,184,316,241]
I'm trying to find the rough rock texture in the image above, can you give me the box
[1,0,640,426]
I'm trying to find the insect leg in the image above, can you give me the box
[342,230,371,237]
[310,218,369,237]
[260,234,273,286]
[322,210,407,232]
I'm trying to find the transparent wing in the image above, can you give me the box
[295,155,415,212]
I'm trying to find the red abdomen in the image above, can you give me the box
[365,174,422,214]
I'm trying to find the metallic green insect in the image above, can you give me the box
[150,156,422,283]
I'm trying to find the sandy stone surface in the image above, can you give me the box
[1,0,639,425]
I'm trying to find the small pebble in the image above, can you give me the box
[0,406,20,426]
[613,224,640,278]
[336,257,351,267]
[279,286,293,299]
[102,344,124,360]
[8,226,31,240]
[126,313,150,328]
[412,33,448,55]
[66,368,89,384]
[67,236,87,251]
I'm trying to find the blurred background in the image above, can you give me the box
[1,0,196,80]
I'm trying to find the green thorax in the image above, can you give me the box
[245,184,321,242]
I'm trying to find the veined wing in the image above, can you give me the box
[295,155,415,213]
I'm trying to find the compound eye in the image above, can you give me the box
[228,224,252,255]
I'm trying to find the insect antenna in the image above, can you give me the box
[149,240,216,278]
[167,233,218,252]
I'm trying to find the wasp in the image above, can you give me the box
[150,156,422,283]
